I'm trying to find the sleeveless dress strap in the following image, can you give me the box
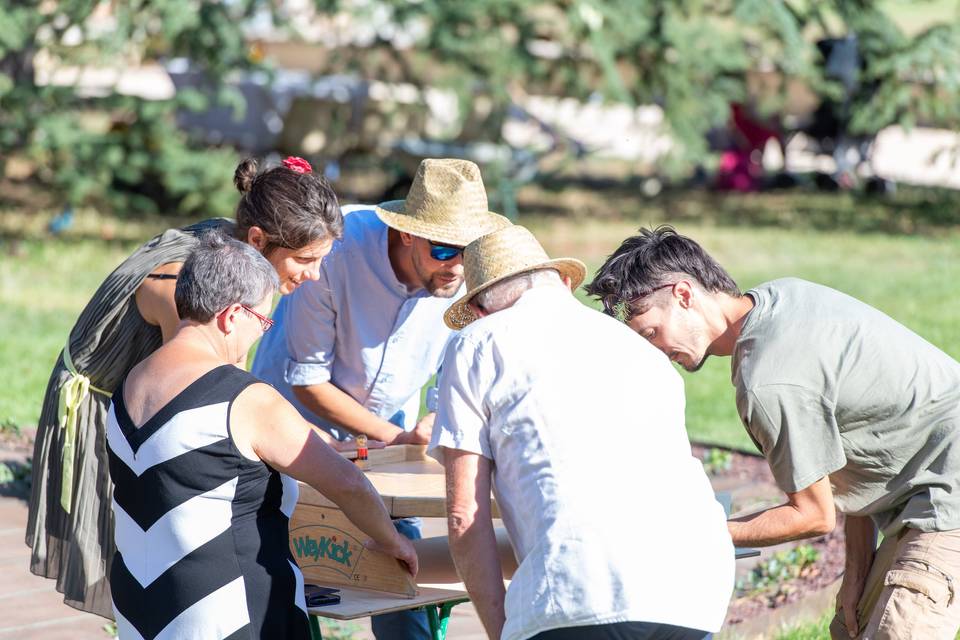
[210,364,262,401]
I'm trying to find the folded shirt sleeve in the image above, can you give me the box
[428,334,492,465]
[738,383,847,493]
[284,269,338,387]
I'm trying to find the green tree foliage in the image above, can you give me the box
[311,0,960,168]
[0,1,273,216]
[837,4,960,134]
[2,1,958,212]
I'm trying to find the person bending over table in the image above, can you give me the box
[429,225,734,640]
[106,232,416,639]
[253,158,510,640]
[27,155,354,619]
[588,225,960,640]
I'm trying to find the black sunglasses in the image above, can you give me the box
[429,242,464,262]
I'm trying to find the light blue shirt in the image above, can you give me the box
[252,206,460,439]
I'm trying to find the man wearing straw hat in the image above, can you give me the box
[428,225,734,640]
[252,157,508,639]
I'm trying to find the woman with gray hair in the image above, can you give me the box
[106,232,417,639]
[27,156,350,618]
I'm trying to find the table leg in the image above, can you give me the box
[425,606,441,640]
[309,598,470,640]
[308,614,323,640]
[423,599,470,640]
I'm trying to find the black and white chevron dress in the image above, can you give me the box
[105,365,310,640]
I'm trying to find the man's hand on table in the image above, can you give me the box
[390,412,435,445]
[294,381,411,443]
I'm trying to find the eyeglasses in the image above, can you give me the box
[429,242,464,262]
[648,282,677,296]
[605,282,677,321]
[240,305,275,333]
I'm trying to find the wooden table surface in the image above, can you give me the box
[306,584,468,620]
[298,444,758,622]
[298,445,500,518]
[296,445,758,558]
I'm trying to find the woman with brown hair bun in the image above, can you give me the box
[26,156,346,619]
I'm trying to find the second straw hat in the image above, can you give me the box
[375,158,510,247]
[444,225,586,330]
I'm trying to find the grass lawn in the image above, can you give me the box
[772,611,960,640]
[0,212,153,428]
[2,194,959,453]
[771,612,832,640]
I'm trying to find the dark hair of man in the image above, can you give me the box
[175,230,279,323]
[584,225,740,320]
[233,158,344,254]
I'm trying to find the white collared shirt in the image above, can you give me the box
[429,285,734,639]
[252,206,459,437]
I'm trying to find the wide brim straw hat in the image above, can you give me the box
[375,158,511,247]
[444,225,586,330]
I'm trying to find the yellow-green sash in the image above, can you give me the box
[58,346,111,513]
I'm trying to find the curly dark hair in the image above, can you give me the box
[232,158,343,253]
[584,225,740,320]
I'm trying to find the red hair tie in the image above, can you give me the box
[282,156,312,174]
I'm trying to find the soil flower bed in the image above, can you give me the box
[691,444,846,628]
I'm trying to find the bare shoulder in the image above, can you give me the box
[234,381,290,413]
[125,355,222,426]
[138,261,183,297]
[231,381,306,431]
[136,261,184,334]
[231,380,317,463]
[149,261,184,277]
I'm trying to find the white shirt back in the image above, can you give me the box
[429,285,733,639]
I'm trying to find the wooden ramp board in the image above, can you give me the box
[307,585,469,620]
[289,504,417,597]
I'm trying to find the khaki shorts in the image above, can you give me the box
[830,527,960,640]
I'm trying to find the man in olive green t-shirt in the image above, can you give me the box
[587,225,960,640]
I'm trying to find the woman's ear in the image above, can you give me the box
[247,226,267,252]
[218,303,242,334]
